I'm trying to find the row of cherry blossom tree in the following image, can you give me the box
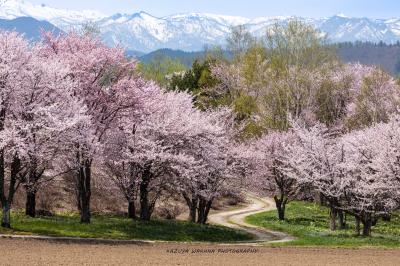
[0,30,241,228]
[2,20,400,239]
[198,20,400,237]
[235,63,400,236]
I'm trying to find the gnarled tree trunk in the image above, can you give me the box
[24,167,45,218]
[274,195,288,221]
[361,215,372,237]
[0,149,6,227]
[338,210,346,230]
[183,193,198,223]
[355,216,361,236]
[330,206,337,231]
[25,190,36,218]
[139,167,153,221]
[197,198,213,224]
[1,156,21,228]
[77,159,92,224]
[1,201,11,228]
[128,201,136,219]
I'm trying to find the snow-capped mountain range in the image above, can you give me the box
[1,0,400,52]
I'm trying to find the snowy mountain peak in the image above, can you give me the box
[335,13,349,18]
[0,0,105,22]
[0,0,24,4]
[0,1,400,52]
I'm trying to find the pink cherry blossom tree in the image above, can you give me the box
[285,118,399,235]
[102,80,239,223]
[245,131,301,221]
[338,119,400,236]
[102,83,196,221]
[176,108,239,224]
[284,121,347,230]
[17,51,87,218]
[0,31,86,227]
[39,31,140,223]
[0,31,37,227]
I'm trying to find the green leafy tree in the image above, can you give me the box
[138,53,186,86]
[264,19,336,74]
[168,57,223,109]
[346,69,400,129]
[260,19,337,130]
[210,19,340,137]
[226,25,255,59]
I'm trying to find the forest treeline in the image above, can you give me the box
[139,41,400,77]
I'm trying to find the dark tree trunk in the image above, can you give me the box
[314,192,325,206]
[277,205,285,221]
[25,190,36,218]
[382,214,391,222]
[183,193,198,223]
[189,200,197,223]
[1,201,10,228]
[78,160,92,224]
[330,206,337,231]
[24,169,44,218]
[203,200,212,224]
[197,199,205,224]
[338,210,346,230]
[0,115,11,228]
[197,198,213,224]
[362,220,372,236]
[1,156,21,228]
[80,196,90,224]
[128,201,136,219]
[139,168,152,221]
[355,216,361,236]
[362,216,372,237]
[0,149,5,226]
[274,196,287,221]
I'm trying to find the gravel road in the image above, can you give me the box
[208,194,294,243]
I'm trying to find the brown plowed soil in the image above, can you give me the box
[0,239,399,266]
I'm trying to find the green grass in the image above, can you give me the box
[0,211,254,242]
[246,201,400,248]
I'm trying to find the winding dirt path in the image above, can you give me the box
[208,194,294,244]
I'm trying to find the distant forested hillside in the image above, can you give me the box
[337,42,400,76]
[139,49,207,67]
[139,43,400,76]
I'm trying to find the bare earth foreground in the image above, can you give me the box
[1,239,400,266]
[0,196,399,266]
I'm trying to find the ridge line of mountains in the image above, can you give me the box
[1,0,400,53]
[0,0,400,75]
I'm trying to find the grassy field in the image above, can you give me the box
[246,201,400,248]
[0,211,254,242]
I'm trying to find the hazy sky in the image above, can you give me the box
[30,0,400,19]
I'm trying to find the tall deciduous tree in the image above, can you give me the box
[103,83,196,221]
[18,51,87,218]
[245,132,300,220]
[178,109,238,224]
[39,31,139,223]
[0,31,85,226]
[286,119,399,236]
[0,31,30,227]
[284,122,346,230]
